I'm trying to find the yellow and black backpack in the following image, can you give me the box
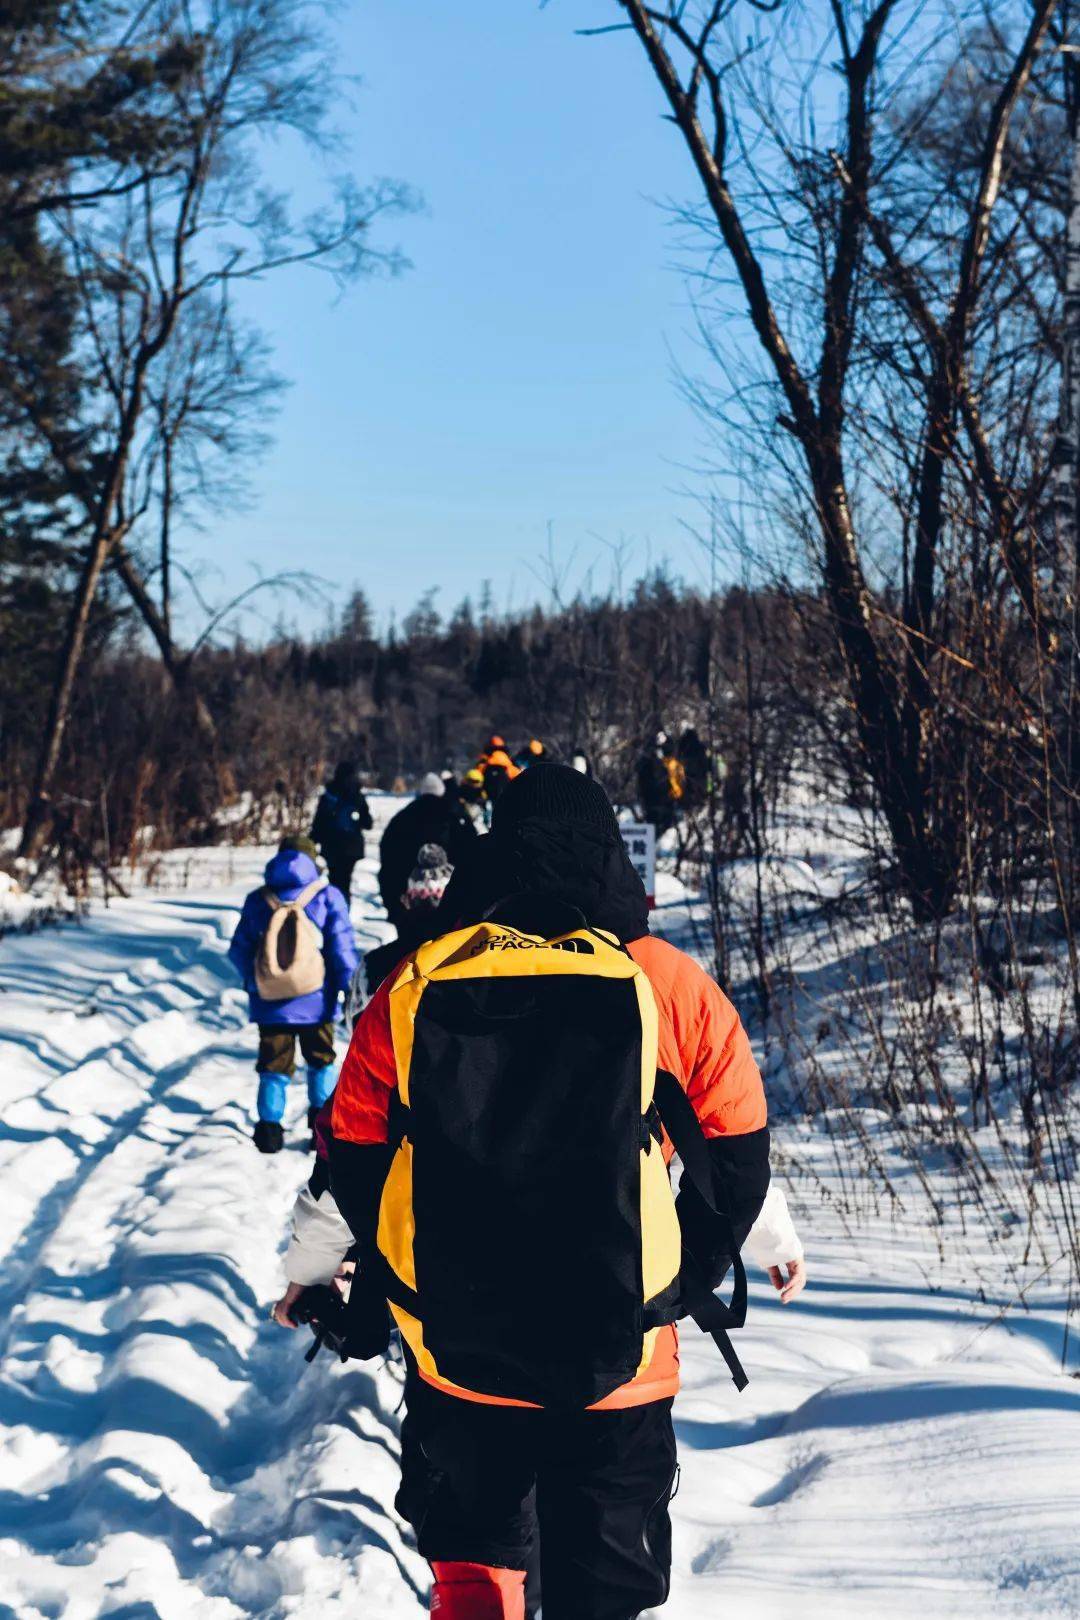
[370,902,747,1408]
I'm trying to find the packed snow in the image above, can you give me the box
[1,797,1078,1619]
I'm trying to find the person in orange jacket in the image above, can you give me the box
[480,745,521,808]
[477,732,507,768]
[329,766,804,1620]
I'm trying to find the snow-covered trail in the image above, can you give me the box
[0,843,424,1619]
[1,831,1078,1619]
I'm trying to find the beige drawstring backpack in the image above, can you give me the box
[254,877,328,1001]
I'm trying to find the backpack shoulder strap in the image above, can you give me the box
[653,1067,749,1392]
[654,1069,719,1214]
[294,876,328,909]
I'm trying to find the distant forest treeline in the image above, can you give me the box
[0,573,832,864]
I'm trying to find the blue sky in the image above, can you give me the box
[204,0,725,634]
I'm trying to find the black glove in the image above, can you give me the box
[288,1284,350,1362]
[342,1266,392,1361]
[288,1276,390,1363]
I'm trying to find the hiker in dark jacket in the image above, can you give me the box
[228,844,358,1155]
[377,774,476,931]
[311,761,373,903]
[678,727,709,811]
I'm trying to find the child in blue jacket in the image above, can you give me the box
[228,841,358,1154]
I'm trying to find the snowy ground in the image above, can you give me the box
[1,798,1078,1619]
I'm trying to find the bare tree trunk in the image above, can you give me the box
[111,544,217,746]
[20,531,114,856]
[809,443,942,912]
[1056,63,1080,914]
[160,434,173,646]
[20,289,183,856]
[19,456,215,863]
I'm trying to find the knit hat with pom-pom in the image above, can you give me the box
[401,843,454,912]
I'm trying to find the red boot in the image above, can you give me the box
[430,1561,526,1619]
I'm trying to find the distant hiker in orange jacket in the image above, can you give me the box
[480,746,520,809]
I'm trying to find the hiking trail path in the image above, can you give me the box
[1,808,1077,1619]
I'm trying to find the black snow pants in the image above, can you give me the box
[327,858,357,903]
[396,1368,678,1620]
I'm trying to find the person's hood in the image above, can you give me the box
[434,817,648,943]
[263,847,322,899]
[331,761,359,791]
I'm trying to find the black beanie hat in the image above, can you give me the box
[492,762,620,839]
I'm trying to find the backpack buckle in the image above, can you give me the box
[641,1102,664,1151]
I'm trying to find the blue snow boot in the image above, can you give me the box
[306,1066,336,1146]
[306,1066,337,1109]
[255,1072,289,1154]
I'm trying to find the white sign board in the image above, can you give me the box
[620,821,656,909]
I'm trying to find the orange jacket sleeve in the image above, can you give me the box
[629,935,767,1139]
[684,968,767,1138]
[330,972,398,1145]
